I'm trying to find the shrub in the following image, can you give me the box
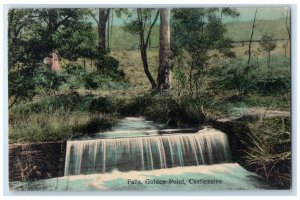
[210,57,290,95]
[73,115,117,135]
[118,93,155,116]
[60,63,89,89]
[145,96,204,127]
[34,64,66,94]
[119,93,205,127]
[89,96,118,114]
[95,55,125,78]
[10,92,93,115]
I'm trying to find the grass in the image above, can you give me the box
[242,117,291,189]
[111,49,159,95]
[108,25,159,50]
[205,93,291,118]
[9,45,291,143]
[8,16,292,190]
[9,92,120,143]
[9,111,118,144]
[9,19,291,137]
[95,19,289,50]
[225,19,290,41]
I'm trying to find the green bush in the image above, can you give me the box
[119,93,205,127]
[59,62,128,91]
[10,92,95,115]
[60,63,89,89]
[34,64,66,94]
[89,96,118,114]
[118,93,155,116]
[95,55,125,78]
[73,115,117,135]
[210,57,290,95]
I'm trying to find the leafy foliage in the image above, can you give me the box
[171,8,237,97]
[8,9,96,105]
[210,57,290,95]
[259,33,277,68]
[260,34,277,53]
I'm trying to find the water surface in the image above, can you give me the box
[10,163,268,191]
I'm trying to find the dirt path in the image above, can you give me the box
[243,107,290,118]
[218,107,290,122]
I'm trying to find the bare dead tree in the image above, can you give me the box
[247,8,258,65]
[285,9,291,41]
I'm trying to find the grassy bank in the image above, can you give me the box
[242,117,291,189]
[9,49,291,143]
[9,92,120,143]
[9,90,207,143]
[9,111,117,143]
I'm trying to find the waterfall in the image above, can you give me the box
[64,128,231,175]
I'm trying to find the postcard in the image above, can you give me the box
[7,6,291,192]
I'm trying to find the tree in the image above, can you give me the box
[220,8,240,21]
[91,8,111,54]
[117,8,159,89]
[171,8,238,98]
[285,9,291,42]
[247,8,258,65]
[8,9,42,107]
[260,34,277,68]
[8,8,95,107]
[155,8,171,93]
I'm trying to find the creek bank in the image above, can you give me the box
[208,115,291,189]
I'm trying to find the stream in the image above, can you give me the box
[10,117,268,191]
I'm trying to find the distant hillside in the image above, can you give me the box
[225,19,289,41]
[98,19,289,50]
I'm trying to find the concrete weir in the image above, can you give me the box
[9,141,66,181]
[9,120,246,182]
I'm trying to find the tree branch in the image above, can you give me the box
[91,12,99,23]
[56,15,71,29]
[247,8,258,65]
[145,9,159,47]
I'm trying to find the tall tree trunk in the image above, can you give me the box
[98,8,110,54]
[156,8,171,93]
[268,51,271,68]
[247,8,257,65]
[137,8,159,89]
[47,9,58,35]
[110,11,114,49]
[189,66,193,96]
[141,46,157,89]
[107,12,110,51]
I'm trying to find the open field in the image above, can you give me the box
[101,19,290,50]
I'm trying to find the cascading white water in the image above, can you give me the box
[64,127,231,175]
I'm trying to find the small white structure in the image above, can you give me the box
[43,52,60,72]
